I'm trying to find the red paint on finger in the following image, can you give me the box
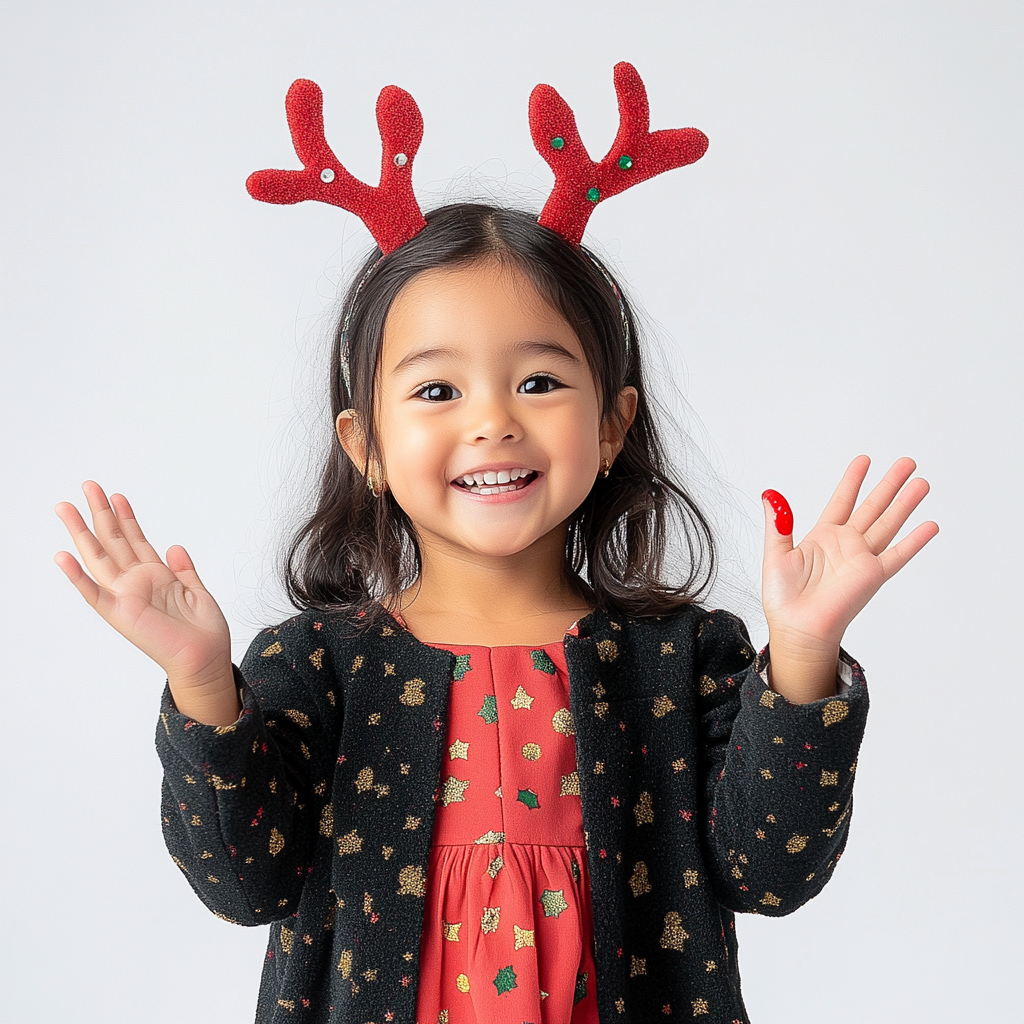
[762,489,793,536]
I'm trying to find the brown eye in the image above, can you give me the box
[416,382,461,402]
[519,374,564,395]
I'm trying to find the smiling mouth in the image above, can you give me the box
[452,470,539,495]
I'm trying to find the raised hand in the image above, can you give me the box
[759,456,938,703]
[55,481,239,725]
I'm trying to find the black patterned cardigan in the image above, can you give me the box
[156,603,868,1024]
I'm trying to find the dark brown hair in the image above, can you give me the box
[284,203,716,619]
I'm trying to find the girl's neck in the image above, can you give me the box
[389,530,594,647]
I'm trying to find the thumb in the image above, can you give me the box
[761,489,794,559]
[166,544,207,591]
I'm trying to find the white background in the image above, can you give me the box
[3,2,1021,1020]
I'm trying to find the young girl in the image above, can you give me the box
[54,69,937,1024]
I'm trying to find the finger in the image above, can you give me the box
[109,492,163,564]
[54,499,122,588]
[817,455,871,526]
[81,480,140,571]
[54,550,102,607]
[166,545,209,593]
[762,489,794,559]
[863,477,931,554]
[876,520,940,580]
[848,457,918,534]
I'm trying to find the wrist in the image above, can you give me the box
[167,661,240,726]
[765,628,840,705]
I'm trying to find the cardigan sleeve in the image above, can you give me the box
[694,609,869,917]
[155,612,338,926]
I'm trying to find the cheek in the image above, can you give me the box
[378,405,451,484]
[550,404,602,484]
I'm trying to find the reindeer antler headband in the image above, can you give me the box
[247,61,707,251]
[246,63,707,389]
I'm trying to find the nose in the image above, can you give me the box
[465,386,522,443]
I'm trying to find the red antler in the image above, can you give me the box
[246,79,427,255]
[530,62,708,246]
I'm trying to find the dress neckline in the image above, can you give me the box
[383,606,582,649]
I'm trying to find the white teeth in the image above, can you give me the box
[456,468,535,489]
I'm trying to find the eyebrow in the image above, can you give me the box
[391,339,583,375]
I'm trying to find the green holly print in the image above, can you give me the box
[539,888,569,918]
[517,788,540,810]
[477,694,498,724]
[493,964,517,995]
[530,649,556,674]
[452,654,471,681]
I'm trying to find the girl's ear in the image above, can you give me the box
[336,409,369,470]
[600,386,639,464]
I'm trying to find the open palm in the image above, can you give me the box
[761,456,939,648]
[54,481,231,685]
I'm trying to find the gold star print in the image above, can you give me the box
[440,776,470,806]
[822,700,849,726]
[510,685,534,709]
[633,791,654,824]
[629,861,651,897]
[559,771,580,796]
[514,924,535,949]
[481,906,501,934]
[652,695,677,718]
[448,739,470,760]
[398,865,427,897]
[659,911,689,951]
[552,708,576,735]
[443,920,462,941]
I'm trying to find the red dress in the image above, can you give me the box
[409,624,601,1024]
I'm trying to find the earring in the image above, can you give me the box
[367,474,383,498]
[600,458,611,478]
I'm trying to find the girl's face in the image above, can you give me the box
[340,258,635,563]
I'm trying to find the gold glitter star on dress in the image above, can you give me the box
[440,776,470,806]
[510,685,535,709]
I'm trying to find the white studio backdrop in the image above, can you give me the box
[2,2,1020,1021]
